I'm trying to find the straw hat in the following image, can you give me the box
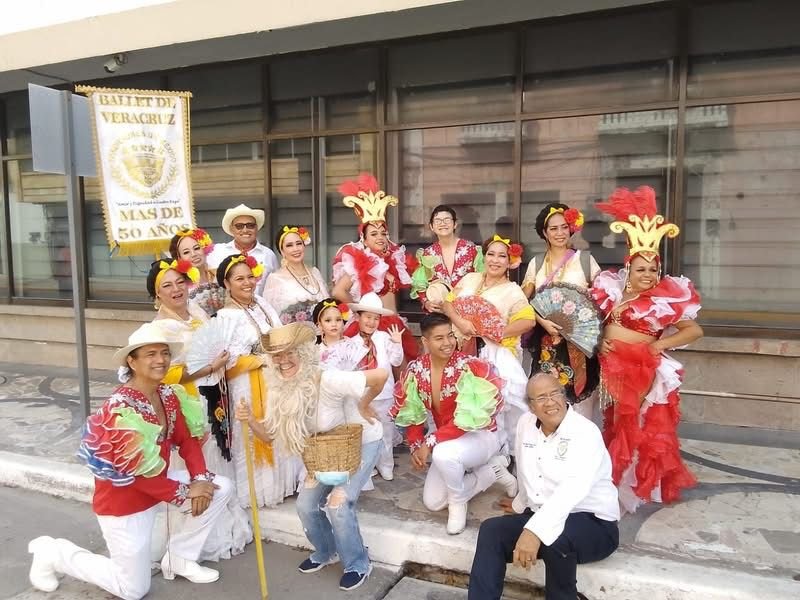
[221,204,265,236]
[262,322,317,354]
[425,280,451,305]
[347,292,395,316]
[113,323,183,367]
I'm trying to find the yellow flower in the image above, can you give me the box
[540,349,552,362]
[558,372,570,386]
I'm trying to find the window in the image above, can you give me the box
[269,48,378,133]
[6,159,71,299]
[388,32,516,124]
[269,137,313,257]
[682,101,800,325]
[521,111,677,271]
[389,124,514,310]
[689,0,800,99]
[524,8,677,113]
[4,93,32,155]
[171,64,263,144]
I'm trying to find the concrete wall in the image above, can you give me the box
[1,305,798,430]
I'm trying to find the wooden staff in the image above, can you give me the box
[241,419,269,599]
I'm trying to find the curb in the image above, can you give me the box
[1,451,797,600]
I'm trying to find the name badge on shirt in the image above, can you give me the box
[555,438,569,460]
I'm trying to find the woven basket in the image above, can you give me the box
[302,424,363,475]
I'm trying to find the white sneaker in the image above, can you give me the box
[161,551,219,583]
[446,502,468,535]
[489,454,518,497]
[377,465,394,481]
[28,536,60,592]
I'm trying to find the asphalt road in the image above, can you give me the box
[0,486,401,600]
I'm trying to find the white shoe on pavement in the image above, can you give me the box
[377,466,394,481]
[28,536,60,592]
[489,454,518,497]
[161,551,219,583]
[446,502,468,535]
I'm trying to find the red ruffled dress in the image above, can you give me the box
[591,270,701,513]
[332,240,419,359]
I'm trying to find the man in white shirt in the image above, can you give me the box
[206,204,279,296]
[468,373,620,600]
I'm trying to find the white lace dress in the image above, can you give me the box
[217,296,304,508]
[262,266,329,325]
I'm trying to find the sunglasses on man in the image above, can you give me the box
[233,222,257,231]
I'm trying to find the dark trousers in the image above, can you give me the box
[468,511,619,600]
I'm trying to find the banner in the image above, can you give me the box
[76,86,195,256]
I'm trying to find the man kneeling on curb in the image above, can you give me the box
[28,323,232,600]
[468,373,620,600]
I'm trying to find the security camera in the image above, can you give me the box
[103,53,127,74]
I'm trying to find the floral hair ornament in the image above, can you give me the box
[563,208,585,233]
[155,259,200,287]
[224,254,265,279]
[490,234,523,269]
[176,228,214,253]
[279,225,311,247]
[596,186,680,264]
[337,303,351,321]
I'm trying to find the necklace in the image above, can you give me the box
[285,264,321,296]
[230,298,276,353]
[157,306,204,330]
[477,273,506,295]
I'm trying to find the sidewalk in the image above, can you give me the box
[1,362,799,599]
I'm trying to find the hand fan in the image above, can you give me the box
[185,318,229,378]
[452,295,505,343]
[531,283,601,357]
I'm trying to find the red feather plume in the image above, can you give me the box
[338,172,381,197]
[596,186,658,221]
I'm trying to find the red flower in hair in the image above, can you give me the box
[298,227,308,236]
[509,243,523,258]
[176,259,193,273]
[563,208,585,232]
[244,255,258,269]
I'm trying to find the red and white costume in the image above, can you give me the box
[332,173,418,359]
[415,239,481,307]
[592,186,702,514]
[391,351,505,508]
[44,385,233,600]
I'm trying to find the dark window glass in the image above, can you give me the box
[269,137,313,257]
[689,0,800,98]
[521,111,676,273]
[388,32,516,124]
[171,63,263,144]
[524,8,677,113]
[269,48,378,133]
[683,101,800,325]
[4,93,31,155]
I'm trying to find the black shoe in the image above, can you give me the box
[339,565,373,591]
[297,554,339,574]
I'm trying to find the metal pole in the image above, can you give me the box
[61,90,91,419]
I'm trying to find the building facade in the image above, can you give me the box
[1,0,798,430]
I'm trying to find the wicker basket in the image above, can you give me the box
[302,424,363,475]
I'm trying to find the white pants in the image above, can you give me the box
[423,429,502,509]
[47,472,233,600]
[374,396,398,473]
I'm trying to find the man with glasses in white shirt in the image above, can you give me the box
[468,373,620,600]
[207,204,279,296]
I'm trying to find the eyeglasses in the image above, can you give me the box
[233,222,257,231]
[529,390,566,405]
[432,217,454,225]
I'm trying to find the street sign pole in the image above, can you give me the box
[60,90,91,419]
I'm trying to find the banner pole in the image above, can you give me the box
[241,420,269,599]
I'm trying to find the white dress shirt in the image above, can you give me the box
[512,407,620,546]
[207,240,279,296]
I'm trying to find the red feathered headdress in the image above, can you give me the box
[596,186,680,263]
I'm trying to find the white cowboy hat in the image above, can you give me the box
[221,204,265,236]
[348,292,395,316]
[113,323,183,367]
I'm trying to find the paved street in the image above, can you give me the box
[1,486,403,600]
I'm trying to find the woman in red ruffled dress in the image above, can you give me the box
[592,186,703,514]
[331,173,418,360]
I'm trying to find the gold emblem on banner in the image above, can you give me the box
[109,131,178,199]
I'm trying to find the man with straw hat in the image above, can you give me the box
[28,323,233,600]
[236,322,388,591]
[206,203,279,296]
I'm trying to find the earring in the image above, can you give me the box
[280,257,287,268]
[625,280,633,293]
[154,298,161,310]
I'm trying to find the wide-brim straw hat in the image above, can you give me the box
[348,291,395,316]
[113,323,183,367]
[425,280,451,305]
[263,322,317,354]
[221,204,265,236]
